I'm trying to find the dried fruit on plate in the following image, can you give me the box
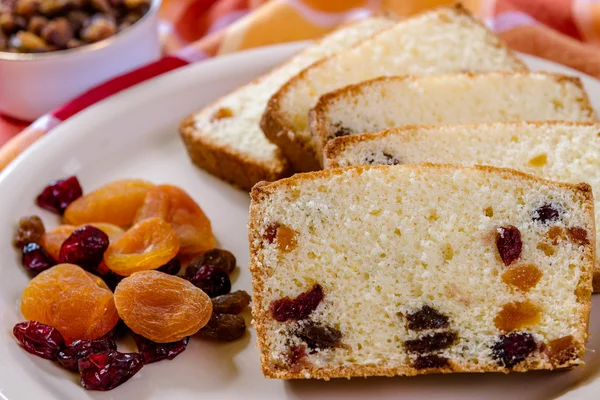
[40,225,76,261]
[132,333,189,363]
[63,179,154,228]
[22,243,56,275]
[114,270,212,343]
[57,335,117,371]
[21,264,119,344]
[13,321,65,360]
[58,225,109,273]
[104,217,180,276]
[134,185,215,255]
[36,176,83,214]
[13,215,45,249]
[78,351,144,391]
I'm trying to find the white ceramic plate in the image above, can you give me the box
[0,43,599,400]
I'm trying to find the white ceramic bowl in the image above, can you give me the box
[0,0,161,122]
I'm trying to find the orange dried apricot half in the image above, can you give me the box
[104,217,180,276]
[63,179,154,228]
[134,185,215,255]
[114,270,212,343]
[21,264,119,344]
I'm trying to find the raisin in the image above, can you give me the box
[496,225,522,266]
[276,226,298,253]
[546,226,564,244]
[189,248,236,274]
[547,335,577,366]
[364,152,401,166]
[22,243,56,275]
[413,354,450,370]
[196,313,246,341]
[501,264,542,292]
[13,215,45,248]
[186,265,231,297]
[533,203,560,224]
[57,336,117,371]
[270,284,324,322]
[286,344,307,365]
[405,331,457,353]
[36,176,83,214]
[211,290,251,314]
[330,123,352,138]
[294,321,342,352]
[59,225,109,273]
[566,227,589,246]
[264,223,278,244]
[78,351,144,391]
[494,300,541,332]
[211,107,233,121]
[13,321,64,360]
[491,332,537,368]
[132,333,188,364]
[406,305,449,331]
[157,257,181,275]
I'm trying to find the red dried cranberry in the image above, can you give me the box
[36,176,82,214]
[132,333,189,363]
[13,321,64,360]
[413,354,450,370]
[57,336,117,371]
[286,344,307,365]
[404,331,457,353]
[189,249,236,274]
[406,305,449,331]
[78,351,144,391]
[186,265,231,297]
[58,225,109,273]
[270,284,324,322]
[491,332,537,368]
[533,204,560,224]
[295,321,342,352]
[264,223,278,244]
[22,243,55,275]
[157,257,181,275]
[496,225,522,266]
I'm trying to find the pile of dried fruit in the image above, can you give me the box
[12,176,250,391]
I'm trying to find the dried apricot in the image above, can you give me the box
[134,185,215,255]
[40,225,76,261]
[114,270,212,343]
[64,179,154,228]
[21,264,119,344]
[104,218,180,276]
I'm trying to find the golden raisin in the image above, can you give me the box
[494,300,541,332]
[211,107,233,121]
[501,264,543,292]
[546,226,565,245]
[536,242,555,256]
[566,227,589,246]
[276,226,298,253]
[114,270,212,343]
[547,335,577,366]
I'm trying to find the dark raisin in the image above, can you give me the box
[405,331,457,353]
[330,123,352,138]
[57,335,117,371]
[365,151,401,166]
[413,354,450,370]
[295,321,342,352]
[186,265,231,297]
[196,313,246,341]
[58,225,109,273]
[35,176,83,214]
[286,344,307,365]
[533,203,560,224]
[22,243,56,275]
[40,17,72,48]
[157,257,181,275]
[496,225,522,266]
[78,351,144,391]
[13,321,64,360]
[132,333,188,364]
[270,284,324,322]
[188,249,236,274]
[13,215,45,248]
[491,332,537,368]
[566,227,589,246]
[264,223,278,244]
[211,290,251,314]
[406,305,449,331]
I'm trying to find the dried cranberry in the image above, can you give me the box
[35,176,82,214]
[270,284,324,322]
[196,313,246,341]
[286,344,307,365]
[13,321,64,360]
[496,225,522,266]
[189,249,236,274]
[57,336,117,371]
[13,215,45,249]
[157,257,181,275]
[186,265,231,297]
[533,203,560,224]
[58,225,109,273]
[22,243,55,275]
[413,354,450,370]
[132,333,188,363]
[211,290,251,314]
[264,223,278,244]
[404,331,457,353]
[491,332,537,368]
[295,321,342,352]
[78,351,144,391]
[406,305,449,331]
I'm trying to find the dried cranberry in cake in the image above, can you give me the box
[294,321,342,352]
[270,284,324,322]
[186,265,231,297]
[157,257,181,275]
[494,300,541,332]
[196,313,246,341]
[36,176,83,214]
[78,351,144,391]
[264,223,278,244]
[13,321,64,360]
[547,335,577,366]
[413,354,450,370]
[501,264,543,292]
[496,225,522,266]
[57,336,117,371]
[406,305,449,331]
[566,227,589,246]
[22,243,56,275]
[59,225,109,273]
[404,331,457,353]
[13,215,45,249]
[491,332,537,368]
[533,203,561,224]
[189,249,236,274]
[211,290,251,314]
[286,344,307,365]
[133,333,189,363]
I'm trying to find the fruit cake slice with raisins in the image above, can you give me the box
[248,164,594,379]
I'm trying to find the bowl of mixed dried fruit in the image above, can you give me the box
[0,0,161,121]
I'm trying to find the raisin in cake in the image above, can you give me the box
[249,164,594,379]
[324,121,600,291]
